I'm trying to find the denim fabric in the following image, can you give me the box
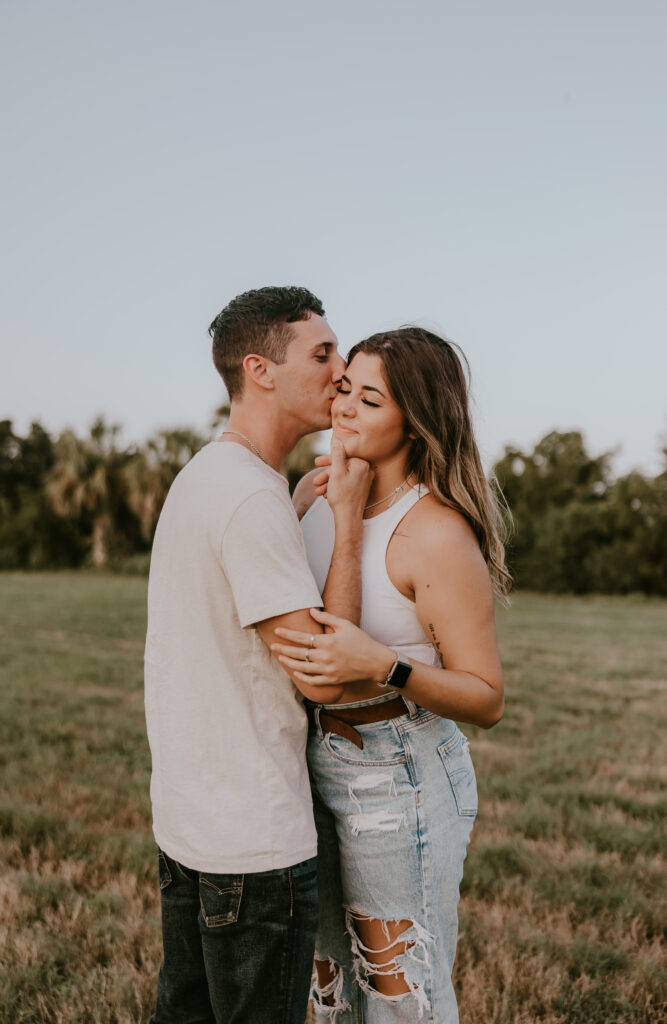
[150,849,318,1024]
[307,706,476,1024]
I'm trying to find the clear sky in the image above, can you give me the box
[2,0,666,474]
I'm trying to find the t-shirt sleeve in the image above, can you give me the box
[221,487,324,628]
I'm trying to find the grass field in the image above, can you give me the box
[0,573,665,1023]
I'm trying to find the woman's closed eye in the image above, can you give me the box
[335,386,380,407]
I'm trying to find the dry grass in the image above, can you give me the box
[1,574,665,1022]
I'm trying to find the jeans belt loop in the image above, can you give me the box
[313,704,324,739]
[404,697,419,719]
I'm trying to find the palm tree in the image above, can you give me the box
[47,418,130,567]
[123,427,207,543]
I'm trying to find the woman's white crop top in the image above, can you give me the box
[300,485,439,668]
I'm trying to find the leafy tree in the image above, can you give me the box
[494,431,667,594]
[0,421,85,568]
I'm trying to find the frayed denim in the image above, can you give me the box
[308,706,476,1024]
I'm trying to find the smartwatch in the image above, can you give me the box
[380,654,413,690]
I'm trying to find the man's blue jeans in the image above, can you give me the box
[150,848,318,1024]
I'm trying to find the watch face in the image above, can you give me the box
[387,658,412,690]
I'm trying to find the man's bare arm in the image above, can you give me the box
[256,608,342,703]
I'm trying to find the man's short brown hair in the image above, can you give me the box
[209,286,325,399]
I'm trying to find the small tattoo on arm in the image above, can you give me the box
[428,622,444,667]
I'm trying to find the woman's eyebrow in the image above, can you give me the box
[340,373,385,397]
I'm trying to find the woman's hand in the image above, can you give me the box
[324,440,373,522]
[270,608,395,688]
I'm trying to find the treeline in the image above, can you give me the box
[495,430,667,595]
[0,416,318,572]
[1,419,665,594]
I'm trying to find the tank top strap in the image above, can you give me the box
[362,483,428,541]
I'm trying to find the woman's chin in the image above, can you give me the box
[335,435,362,458]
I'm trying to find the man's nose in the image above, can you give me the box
[331,351,346,380]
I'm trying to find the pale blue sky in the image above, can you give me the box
[2,0,666,474]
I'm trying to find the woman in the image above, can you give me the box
[272,327,511,1023]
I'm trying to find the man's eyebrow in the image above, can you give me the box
[340,373,385,397]
[311,340,335,351]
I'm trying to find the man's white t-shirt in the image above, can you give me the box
[144,442,323,873]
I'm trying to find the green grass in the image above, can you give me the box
[458,592,667,1023]
[1,575,665,1022]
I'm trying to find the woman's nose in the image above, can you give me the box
[338,396,356,417]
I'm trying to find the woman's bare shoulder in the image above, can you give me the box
[402,493,486,571]
[292,468,321,520]
[406,493,477,544]
[404,494,491,596]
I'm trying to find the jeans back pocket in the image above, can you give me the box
[438,731,478,817]
[199,873,244,928]
[157,850,173,890]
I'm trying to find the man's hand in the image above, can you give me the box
[325,439,373,520]
[270,608,395,688]
[312,454,331,498]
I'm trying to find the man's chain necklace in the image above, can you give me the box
[222,433,408,511]
[221,430,267,465]
[364,478,409,512]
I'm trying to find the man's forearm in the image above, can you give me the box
[321,516,363,626]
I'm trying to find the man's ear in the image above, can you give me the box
[242,354,275,391]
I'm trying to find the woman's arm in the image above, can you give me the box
[398,503,504,727]
[271,502,504,729]
[292,449,373,628]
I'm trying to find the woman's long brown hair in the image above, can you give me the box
[347,327,512,602]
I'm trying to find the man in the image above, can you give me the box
[144,286,371,1024]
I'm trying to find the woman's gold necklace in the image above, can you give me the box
[364,478,409,512]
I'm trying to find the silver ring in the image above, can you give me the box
[309,635,316,649]
[304,650,310,663]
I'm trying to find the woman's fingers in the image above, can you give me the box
[273,627,319,643]
[292,671,330,686]
[309,607,346,628]
[271,642,314,659]
[277,654,325,674]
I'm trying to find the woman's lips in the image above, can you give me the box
[333,422,357,435]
